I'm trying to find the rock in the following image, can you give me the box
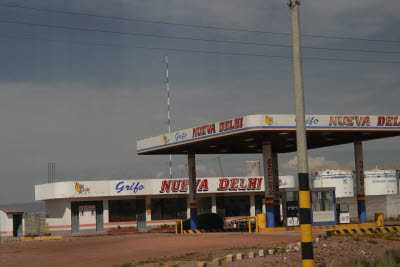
[236,253,244,260]
[248,251,255,259]
[226,254,234,262]
[322,244,327,248]
[258,250,265,257]
[287,244,294,250]
[297,241,301,247]
[294,246,300,251]
[314,238,320,244]
[285,249,291,253]
[212,258,222,266]
[268,249,274,255]
[197,262,207,267]
[284,257,287,260]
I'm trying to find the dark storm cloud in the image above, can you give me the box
[0,0,399,204]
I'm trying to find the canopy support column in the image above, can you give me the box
[263,140,275,227]
[354,138,367,223]
[188,154,198,229]
[272,153,281,226]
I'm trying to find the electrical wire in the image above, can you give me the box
[0,19,399,55]
[1,33,399,64]
[0,2,399,43]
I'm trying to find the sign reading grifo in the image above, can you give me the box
[35,176,285,200]
[136,114,400,153]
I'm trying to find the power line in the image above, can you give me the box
[1,32,400,64]
[1,2,400,44]
[0,19,399,55]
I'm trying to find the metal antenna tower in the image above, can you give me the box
[165,56,172,179]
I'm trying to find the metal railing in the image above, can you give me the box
[248,216,259,233]
[175,220,183,234]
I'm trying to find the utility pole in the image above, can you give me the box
[288,0,314,266]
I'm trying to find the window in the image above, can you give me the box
[151,198,187,220]
[109,199,145,222]
[312,192,334,212]
[216,195,250,217]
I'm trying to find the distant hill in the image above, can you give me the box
[0,201,45,213]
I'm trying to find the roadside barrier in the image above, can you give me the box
[248,216,259,233]
[327,226,400,236]
[175,220,183,234]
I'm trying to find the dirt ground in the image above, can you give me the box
[1,230,399,267]
[0,231,306,267]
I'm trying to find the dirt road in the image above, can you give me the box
[0,232,304,267]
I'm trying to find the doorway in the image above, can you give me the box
[12,214,23,237]
[71,201,104,233]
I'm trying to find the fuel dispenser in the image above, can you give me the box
[281,187,337,227]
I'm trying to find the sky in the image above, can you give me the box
[0,0,399,204]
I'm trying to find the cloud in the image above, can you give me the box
[155,171,165,179]
[177,163,217,177]
[281,155,340,173]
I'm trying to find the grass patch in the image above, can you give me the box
[325,247,400,267]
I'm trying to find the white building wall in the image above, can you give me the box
[250,194,255,216]
[211,195,217,213]
[103,199,109,224]
[0,211,25,239]
[0,211,12,238]
[46,199,71,229]
[386,194,400,218]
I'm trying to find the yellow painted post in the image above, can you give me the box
[257,214,267,229]
[46,222,49,234]
[248,216,259,233]
[375,213,384,227]
[175,220,183,234]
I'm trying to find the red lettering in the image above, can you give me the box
[346,116,354,126]
[256,178,263,189]
[338,116,345,126]
[239,178,247,190]
[267,159,273,177]
[198,179,209,191]
[386,116,394,126]
[218,178,230,191]
[181,180,189,192]
[248,178,258,189]
[160,180,171,193]
[329,116,337,126]
[355,116,363,126]
[219,122,224,132]
[229,178,239,190]
[363,116,370,126]
[377,116,385,126]
[394,116,399,126]
[171,180,181,192]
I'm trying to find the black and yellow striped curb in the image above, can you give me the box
[183,228,247,234]
[327,226,400,236]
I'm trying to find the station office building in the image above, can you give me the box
[35,176,306,235]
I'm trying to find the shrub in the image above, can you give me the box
[160,224,170,228]
[197,213,224,230]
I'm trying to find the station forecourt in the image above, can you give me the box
[137,113,400,229]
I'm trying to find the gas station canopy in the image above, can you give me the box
[137,114,400,155]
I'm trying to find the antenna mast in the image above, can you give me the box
[165,56,172,179]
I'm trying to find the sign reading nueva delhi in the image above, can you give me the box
[136,114,400,153]
[35,177,282,200]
